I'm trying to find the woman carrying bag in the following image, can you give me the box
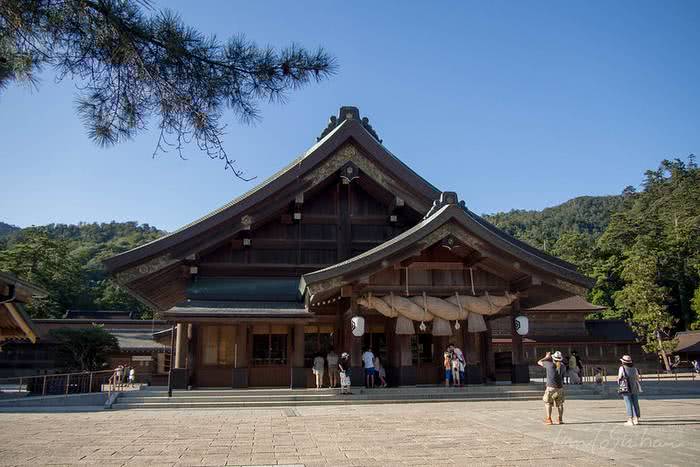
[618,355,643,426]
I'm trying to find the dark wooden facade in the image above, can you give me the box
[105,106,596,388]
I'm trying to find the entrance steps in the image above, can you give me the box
[110,384,601,410]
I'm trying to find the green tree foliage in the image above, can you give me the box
[613,244,676,354]
[48,325,119,371]
[486,158,700,353]
[484,195,625,251]
[0,0,336,177]
[691,286,700,331]
[0,231,83,318]
[597,158,700,334]
[0,221,20,239]
[0,221,163,318]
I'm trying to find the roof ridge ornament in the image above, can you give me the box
[317,106,382,143]
[424,191,465,218]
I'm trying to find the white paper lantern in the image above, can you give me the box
[515,315,529,336]
[351,316,365,337]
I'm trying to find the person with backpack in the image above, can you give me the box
[618,355,643,426]
[537,351,567,425]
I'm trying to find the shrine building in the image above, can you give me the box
[104,106,594,388]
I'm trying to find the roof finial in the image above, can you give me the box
[423,191,461,219]
[317,106,382,143]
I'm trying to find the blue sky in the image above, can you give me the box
[1,1,698,232]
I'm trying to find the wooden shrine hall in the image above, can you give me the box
[105,106,594,388]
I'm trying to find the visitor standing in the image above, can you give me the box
[618,355,643,426]
[115,365,123,386]
[374,355,387,388]
[568,353,581,384]
[312,353,325,389]
[326,347,339,388]
[537,351,566,425]
[362,347,376,388]
[339,352,352,394]
[451,344,466,386]
[573,351,583,384]
[443,351,453,387]
[128,367,135,386]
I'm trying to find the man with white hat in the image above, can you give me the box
[537,351,567,425]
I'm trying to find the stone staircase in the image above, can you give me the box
[110,383,602,410]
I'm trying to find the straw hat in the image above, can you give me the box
[620,355,633,364]
[552,351,563,362]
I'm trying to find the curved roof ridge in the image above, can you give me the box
[104,120,351,270]
[461,206,581,272]
[301,202,593,293]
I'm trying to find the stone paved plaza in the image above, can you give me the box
[1,397,699,466]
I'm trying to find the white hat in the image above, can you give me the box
[552,351,563,362]
[620,355,633,364]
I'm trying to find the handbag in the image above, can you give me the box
[617,366,630,395]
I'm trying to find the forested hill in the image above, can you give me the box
[483,195,625,250]
[0,222,165,318]
[0,222,20,238]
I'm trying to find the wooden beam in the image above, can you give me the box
[5,303,37,343]
[341,285,354,298]
[359,285,516,296]
[395,261,466,271]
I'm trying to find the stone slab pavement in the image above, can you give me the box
[0,397,698,466]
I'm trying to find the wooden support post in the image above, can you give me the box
[347,293,363,386]
[167,323,175,397]
[484,320,496,382]
[510,299,529,383]
[175,323,187,369]
[290,323,306,388]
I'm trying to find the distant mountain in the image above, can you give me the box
[483,195,625,250]
[0,222,20,239]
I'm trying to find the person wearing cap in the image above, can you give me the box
[618,355,642,426]
[537,351,566,425]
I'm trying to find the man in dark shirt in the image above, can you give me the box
[538,351,566,425]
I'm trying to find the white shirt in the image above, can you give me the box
[362,351,375,368]
[452,348,465,371]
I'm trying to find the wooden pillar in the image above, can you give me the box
[174,323,187,369]
[171,323,189,389]
[345,294,363,386]
[510,299,529,383]
[484,319,496,382]
[387,319,399,368]
[186,324,195,369]
[235,324,248,366]
[290,323,305,388]
[232,324,248,388]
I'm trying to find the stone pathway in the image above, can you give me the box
[0,397,698,466]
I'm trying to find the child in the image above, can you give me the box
[339,352,352,395]
[444,352,453,387]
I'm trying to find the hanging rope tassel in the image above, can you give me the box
[469,267,476,295]
[419,291,427,331]
[454,291,463,329]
